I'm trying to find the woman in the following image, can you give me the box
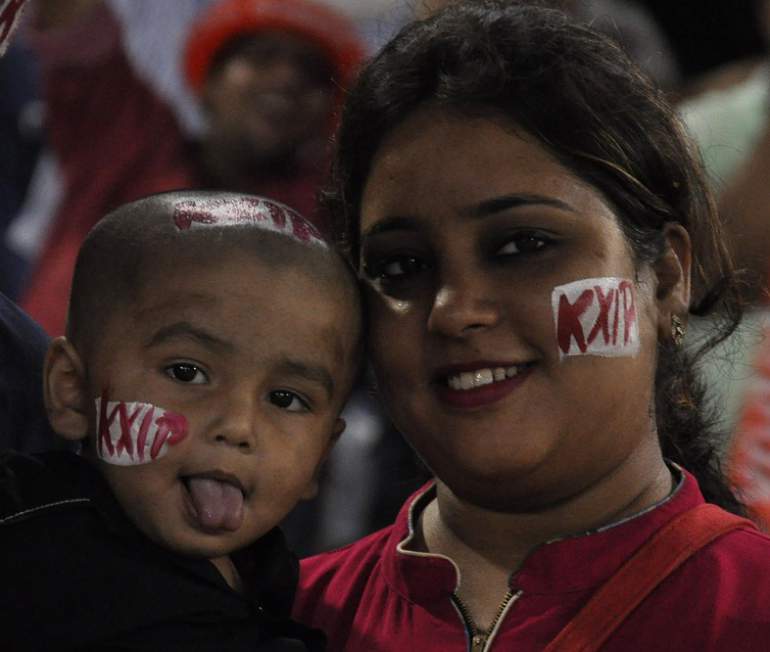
[293,2,770,650]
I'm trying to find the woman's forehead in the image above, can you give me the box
[360,107,619,234]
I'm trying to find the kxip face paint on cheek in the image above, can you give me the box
[95,392,188,466]
[172,197,327,247]
[552,277,639,359]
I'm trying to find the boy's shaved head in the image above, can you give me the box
[67,191,360,355]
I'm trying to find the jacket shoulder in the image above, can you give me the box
[0,450,90,524]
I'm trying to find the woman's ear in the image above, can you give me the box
[653,223,692,341]
[44,337,90,441]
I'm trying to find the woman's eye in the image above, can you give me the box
[165,363,208,385]
[496,232,550,256]
[269,390,309,413]
[366,255,430,281]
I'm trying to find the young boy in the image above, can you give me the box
[0,191,362,651]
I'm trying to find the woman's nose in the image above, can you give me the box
[426,276,501,338]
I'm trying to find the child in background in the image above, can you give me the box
[0,191,361,651]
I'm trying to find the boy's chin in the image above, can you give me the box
[147,510,275,562]
[149,528,247,561]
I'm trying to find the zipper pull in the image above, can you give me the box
[471,633,487,652]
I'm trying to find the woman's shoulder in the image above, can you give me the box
[298,524,395,591]
[654,500,770,603]
[293,525,397,648]
[665,523,770,622]
[610,525,770,649]
[697,524,770,575]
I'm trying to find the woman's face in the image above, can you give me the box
[359,106,668,511]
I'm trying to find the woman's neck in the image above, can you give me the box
[411,448,673,631]
[422,451,673,568]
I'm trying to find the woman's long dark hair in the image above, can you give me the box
[329,0,745,513]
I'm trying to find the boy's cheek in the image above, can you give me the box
[94,393,189,467]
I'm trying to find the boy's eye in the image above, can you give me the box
[496,232,550,256]
[269,390,309,413]
[165,363,208,385]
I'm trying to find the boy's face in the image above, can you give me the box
[82,251,358,560]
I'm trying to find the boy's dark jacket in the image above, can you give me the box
[0,450,324,651]
[0,293,64,453]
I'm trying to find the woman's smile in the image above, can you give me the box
[433,361,536,409]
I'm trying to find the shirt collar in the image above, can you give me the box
[383,466,704,603]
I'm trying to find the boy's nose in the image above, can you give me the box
[213,430,255,451]
[210,392,258,452]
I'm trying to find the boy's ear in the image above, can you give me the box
[653,223,692,342]
[300,417,346,501]
[44,337,90,441]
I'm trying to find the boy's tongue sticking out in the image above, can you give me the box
[187,477,244,531]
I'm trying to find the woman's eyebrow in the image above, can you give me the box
[466,193,578,218]
[361,216,419,239]
[363,194,577,238]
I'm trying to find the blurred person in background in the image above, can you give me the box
[416,0,680,89]
[680,0,770,298]
[0,0,66,454]
[0,39,41,300]
[641,0,766,87]
[14,0,194,338]
[678,0,770,527]
[15,0,363,338]
[183,0,363,225]
[0,0,37,300]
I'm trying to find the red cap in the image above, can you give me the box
[184,0,365,95]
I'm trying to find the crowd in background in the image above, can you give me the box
[3,0,770,553]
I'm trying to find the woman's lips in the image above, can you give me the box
[434,362,534,409]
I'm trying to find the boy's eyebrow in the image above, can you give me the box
[145,321,234,353]
[275,357,335,399]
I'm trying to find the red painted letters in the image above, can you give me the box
[553,278,639,358]
[172,197,325,246]
[96,392,188,465]
[557,289,594,355]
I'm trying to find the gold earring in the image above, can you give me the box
[671,315,685,347]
